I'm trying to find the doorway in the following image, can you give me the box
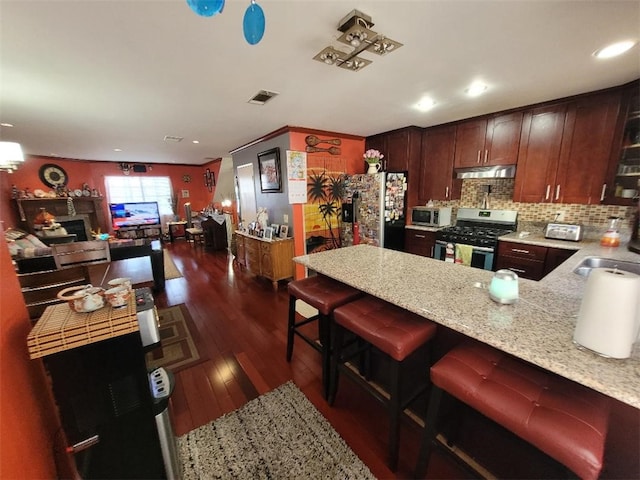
[236,163,257,225]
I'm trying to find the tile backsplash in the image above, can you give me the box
[427,179,637,234]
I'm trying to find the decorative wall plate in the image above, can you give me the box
[183,174,192,183]
[39,163,68,188]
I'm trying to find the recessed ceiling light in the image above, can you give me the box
[0,123,14,127]
[114,148,122,152]
[466,82,488,97]
[593,40,637,58]
[192,140,200,144]
[416,97,436,111]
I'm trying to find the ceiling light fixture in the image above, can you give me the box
[416,98,436,111]
[593,40,637,58]
[0,141,25,173]
[466,82,488,97]
[0,123,14,128]
[313,10,402,72]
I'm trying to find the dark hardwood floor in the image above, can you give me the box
[153,241,639,480]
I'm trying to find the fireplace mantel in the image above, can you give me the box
[14,198,108,235]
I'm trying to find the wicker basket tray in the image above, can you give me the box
[27,297,138,359]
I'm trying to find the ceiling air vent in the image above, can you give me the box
[163,135,184,142]
[248,90,279,105]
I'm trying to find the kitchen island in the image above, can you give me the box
[293,243,640,409]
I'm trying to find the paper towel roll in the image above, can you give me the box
[574,267,640,359]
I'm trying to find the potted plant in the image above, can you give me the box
[363,149,384,174]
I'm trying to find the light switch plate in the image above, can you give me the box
[283,214,288,223]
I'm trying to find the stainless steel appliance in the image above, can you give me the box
[544,223,584,242]
[433,208,518,270]
[341,172,408,251]
[135,287,160,348]
[150,367,181,479]
[411,206,452,227]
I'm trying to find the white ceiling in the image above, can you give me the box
[1,1,639,166]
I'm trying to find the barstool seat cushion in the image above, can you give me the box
[333,296,437,362]
[288,275,361,316]
[431,342,610,480]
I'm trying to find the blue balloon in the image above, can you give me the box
[186,0,224,17]
[243,1,265,45]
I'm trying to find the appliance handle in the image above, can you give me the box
[435,240,494,253]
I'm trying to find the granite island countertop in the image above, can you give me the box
[294,243,640,409]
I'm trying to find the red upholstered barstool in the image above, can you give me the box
[286,274,363,398]
[329,295,438,472]
[415,341,611,479]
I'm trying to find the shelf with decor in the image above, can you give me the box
[610,92,640,203]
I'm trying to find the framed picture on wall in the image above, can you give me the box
[258,147,282,193]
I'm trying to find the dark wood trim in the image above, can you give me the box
[229,125,365,155]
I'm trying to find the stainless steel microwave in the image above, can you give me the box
[411,207,452,227]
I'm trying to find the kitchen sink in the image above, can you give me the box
[573,256,640,277]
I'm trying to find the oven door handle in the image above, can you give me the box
[435,240,494,253]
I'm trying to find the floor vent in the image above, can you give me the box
[248,90,279,105]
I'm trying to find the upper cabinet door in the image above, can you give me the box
[419,125,460,202]
[385,130,411,172]
[555,91,622,204]
[485,112,523,166]
[454,118,487,168]
[513,104,567,203]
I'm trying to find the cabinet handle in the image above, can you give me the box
[545,185,551,200]
[445,186,449,198]
[484,149,488,164]
[509,267,526,273]
[511,248,530,254]
[555,185,560,200]
[430,246,434,257]
[415,234,426,239]
[476,150,481,164]
[600,184,606,202]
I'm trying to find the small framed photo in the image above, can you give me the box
[258,147,282,193]
[264,227,274,241]
[279,224,289,238]
[270,223,280,236]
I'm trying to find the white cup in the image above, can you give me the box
[107,277,132,292]
[105,286,131,308]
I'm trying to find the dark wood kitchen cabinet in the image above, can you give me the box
[514,91,621,204]
[496,240,577,280]
[555,91,621,204]
[365,126,422,207]
[404,229,436,258]
[418,125,461,202]
[454,112,522,168]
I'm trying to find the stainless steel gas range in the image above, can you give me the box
[433,208,518,270]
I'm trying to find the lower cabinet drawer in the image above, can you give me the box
[495,255,545,281]
[497,241,547,262]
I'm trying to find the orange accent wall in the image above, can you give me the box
[289,132,364,279]
[4,156,222,233]
[0,232,73,478]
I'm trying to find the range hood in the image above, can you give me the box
[455,165,516,179]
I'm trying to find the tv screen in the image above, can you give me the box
[109,202,161,229]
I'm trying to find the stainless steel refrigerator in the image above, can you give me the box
[340,172,407,251]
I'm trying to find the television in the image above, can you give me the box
[109,202,161,229]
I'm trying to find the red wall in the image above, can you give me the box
[0,232,74,478]
[4,156,222,233]
[289,131,364,279]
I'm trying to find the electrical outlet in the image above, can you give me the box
[555,211,566,222]
[283,214,288,224]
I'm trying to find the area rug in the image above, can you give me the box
[178,381,376,480]
[163,249,183,280]
[145,304,207,372]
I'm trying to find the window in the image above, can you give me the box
[104,176,174,215]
